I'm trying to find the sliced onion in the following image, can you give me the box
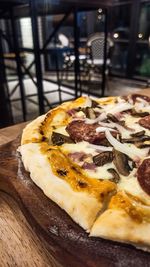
[85,102,133,124]
[96,126,117,133]
[99,121,134,133]
[107,102,133,115]
[87,143,113,152]
[105,129,147,161]
[136,97,149,106]
[85,112,106,124]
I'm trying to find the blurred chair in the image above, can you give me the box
[60,32,113,95]
[60,33,89,80]
[85,33,113,92]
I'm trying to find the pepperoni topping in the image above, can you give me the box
[137,158,150,196]
[66,120,116,145]
[139,115,150,130]
[131,94,150,104]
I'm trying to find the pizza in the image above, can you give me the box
[18,94,150,252]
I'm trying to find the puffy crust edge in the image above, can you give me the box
[90,206,150,251]
[18,143,102,231]
[21,114,46,145]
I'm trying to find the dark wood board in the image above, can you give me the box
[0,138,150,267]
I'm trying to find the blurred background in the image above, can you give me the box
[0,0,150,127]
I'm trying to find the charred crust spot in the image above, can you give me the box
[41,136,47,142]
[100,192,105,200]
[71,166,81,174]
[78,181,88,188]
[57,169,68,176]
[40,129,44,135]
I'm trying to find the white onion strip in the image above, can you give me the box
[85,102,133,124]
[108,102,133,114]
[96,126,117,133]
[99,121,134,133]
[85,112,106,124]
[87,143,113,152]
[105,129,147,161]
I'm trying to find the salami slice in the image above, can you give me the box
[137,158,150,196]
[139,115,150,130]
[131,94,150,104]
[66,120,116,145]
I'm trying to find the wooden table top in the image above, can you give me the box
[0,88,150,267]
[0,122,62,267]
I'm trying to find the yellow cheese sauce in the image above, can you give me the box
[109,192,150,223]
[40,142,116,201]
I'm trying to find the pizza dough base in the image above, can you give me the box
[19,143,102,232]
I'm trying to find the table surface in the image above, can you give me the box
[0,89,150,267]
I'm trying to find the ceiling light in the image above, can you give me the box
[138,33,143,39]
[98,8,102,13]
[113,33,119,39]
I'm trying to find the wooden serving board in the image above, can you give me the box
[0,138,150,267]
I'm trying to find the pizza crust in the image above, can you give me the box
[90,191,150,250]
[21,114,46,145]
[90,208,150,251]
[19,143,102,231]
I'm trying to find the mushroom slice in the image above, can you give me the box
[91,99,101,108]
[108,168,120,183]
[85,107,96,119]
[135,142,150,149]
[51,132,74,146]
[107,113,119,122]
[122,135,150,144]
[131,109,149,117]
[93,151,114,166]
[113,149,131,176]
[130,130,145,137]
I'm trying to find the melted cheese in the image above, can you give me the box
[53,126,69,136]
[61,141,98,155]
[118,166,150,206]
[82,162,115,180]
[61,142,116,180]
[60,137,150,206]
[123,114,150,138]
[39,142,116,200]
